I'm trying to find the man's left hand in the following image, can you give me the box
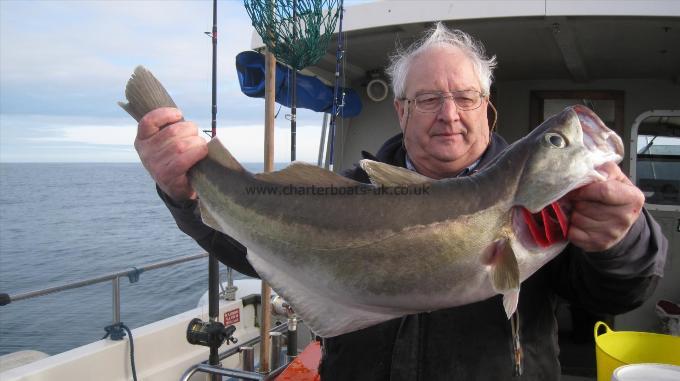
[566,162,645,252]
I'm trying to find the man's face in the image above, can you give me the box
[394,45,490,179]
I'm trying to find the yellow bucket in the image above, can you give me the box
[594,321,680,381]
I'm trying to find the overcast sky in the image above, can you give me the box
[0,0,357,163]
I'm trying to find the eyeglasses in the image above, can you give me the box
[404,90,486,113]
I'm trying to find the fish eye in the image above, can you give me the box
[544,133,566,148]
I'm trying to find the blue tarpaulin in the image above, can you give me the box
[236,51,362,118]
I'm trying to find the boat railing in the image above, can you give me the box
[0,252,210,327]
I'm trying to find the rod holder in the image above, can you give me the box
[286,316,298,360]
[270,332,283,369]
[241,346,255,372]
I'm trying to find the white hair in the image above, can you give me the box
[386,22,497,99]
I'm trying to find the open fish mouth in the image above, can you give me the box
[514,105,623,249]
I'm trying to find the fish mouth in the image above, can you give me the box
[573,104,624,164]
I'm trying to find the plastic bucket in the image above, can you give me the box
[594,321,680,381]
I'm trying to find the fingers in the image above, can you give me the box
[596,161,633,186]
[568,225,623,252]
[567,163,639,207]
[566,164,645,252]
[153,136,208,185]
[134,107,208,202]
[136,107,183,140]
[569,179,643,209]
[568,199,633,250]
[154,139,209,201]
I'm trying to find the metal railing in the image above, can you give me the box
[0,252,209,326]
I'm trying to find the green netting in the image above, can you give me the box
[244,0,340,70]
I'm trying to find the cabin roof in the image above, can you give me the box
[250,1,680,84]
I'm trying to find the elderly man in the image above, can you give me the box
[135,23,666,380]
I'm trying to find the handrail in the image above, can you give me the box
[0,252,210,324]
[2,252,209,303]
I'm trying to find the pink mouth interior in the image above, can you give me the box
[520,202,569,248]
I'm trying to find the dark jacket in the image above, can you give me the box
[159,132,667,381]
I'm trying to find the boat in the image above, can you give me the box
[1,0,678,380]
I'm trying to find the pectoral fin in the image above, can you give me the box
[487,239,521,318]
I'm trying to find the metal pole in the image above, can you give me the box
[328,0,345,172]
[317,113,328,166]
[260,40,277,378]
[112,277,121,324]
[2,253,207,305]
[210,0,217,139]
[208,1,220,378]
[270,332,283,369]
[290,0,298,162]
[241,346,255,372]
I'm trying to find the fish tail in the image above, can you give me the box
[117,66,178,122]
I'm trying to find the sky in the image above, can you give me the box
[0,0,359,163]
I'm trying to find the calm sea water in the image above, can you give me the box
[0,162,276,356]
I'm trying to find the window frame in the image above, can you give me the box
[629,109,680,212]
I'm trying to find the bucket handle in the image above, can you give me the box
[594,321,612,339]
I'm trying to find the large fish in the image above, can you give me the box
[120,66,624,338]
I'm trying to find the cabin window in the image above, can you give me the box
[529,91,624,136]
[632,112,680,208]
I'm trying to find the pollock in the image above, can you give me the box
[120,66,624,337]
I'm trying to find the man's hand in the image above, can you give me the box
[134,107,208,202]
[566,162,645,252]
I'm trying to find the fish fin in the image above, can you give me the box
[503,290,520,319]
[487,239,521,318]
[359,159,433,186]
[198,199,227,235]
[254,162,360,187]
[118,66,178,122]
[246,249,405,338]
[206,138,246,174]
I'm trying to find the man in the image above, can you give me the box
[135,23,666,380]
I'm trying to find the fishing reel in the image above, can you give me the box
[186,318,238,348]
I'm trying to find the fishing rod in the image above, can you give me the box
[185,2,237,377]
[207,0,220,372]
[291,0,298,161]
[328,0,345,171]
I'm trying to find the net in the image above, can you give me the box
[244,0,340,70]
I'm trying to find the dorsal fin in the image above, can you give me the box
[207,137,245,173]
[255,162,360,187]
[360,159,432,186]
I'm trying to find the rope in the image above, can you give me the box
[103,322,138,381]
[510,311,523,376]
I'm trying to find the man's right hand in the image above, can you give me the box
[134,107,208,202]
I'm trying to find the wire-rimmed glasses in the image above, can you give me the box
[404,90,486,113]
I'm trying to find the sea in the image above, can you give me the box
[0,162,279,357]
